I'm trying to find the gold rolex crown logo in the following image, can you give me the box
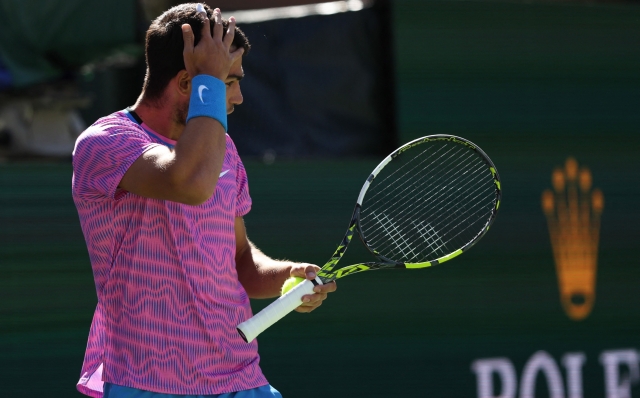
[542,157,604,321]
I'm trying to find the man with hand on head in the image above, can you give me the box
[72,4,336,398]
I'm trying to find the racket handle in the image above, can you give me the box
[237,277,322,343]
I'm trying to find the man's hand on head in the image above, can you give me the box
[181,6,244,81]
[289,263,338,313]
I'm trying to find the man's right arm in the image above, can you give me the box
[119,9,243,205]
[118,117,227,205]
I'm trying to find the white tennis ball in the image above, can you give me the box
[281,276,305,296]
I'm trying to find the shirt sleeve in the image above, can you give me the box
[72,120,160,201]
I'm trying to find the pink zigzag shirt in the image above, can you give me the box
[72,110,267,397]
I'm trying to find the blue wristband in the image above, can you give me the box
[187,75,227,131]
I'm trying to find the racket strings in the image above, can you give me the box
[370,174,495,255]
[365,150,487,221]
[359,141,496,263]
[394,178,494,260]
[405,170,495,240]
[367,192,494,263]
[369,211,421,260]
[387,174,494,259]
[363,144,485,233]
[367,145,476,211]
[411,219,448,258]
[367,187,495,262]
[362,167,488,254]
[432,202,495,253]
[366,142,454,195]
[365,144,458,206]
[412,192,495,256]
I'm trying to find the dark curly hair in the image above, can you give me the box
[142,3,251,102]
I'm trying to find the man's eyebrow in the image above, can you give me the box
[227,74,245,81]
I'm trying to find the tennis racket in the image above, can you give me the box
[237,134,501,343]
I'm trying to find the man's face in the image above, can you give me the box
[225,47,244,115]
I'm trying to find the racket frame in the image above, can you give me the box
[318,134,501,282]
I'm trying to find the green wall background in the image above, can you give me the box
[2,1,640,397]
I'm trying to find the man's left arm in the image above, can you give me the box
[234,217,336,312]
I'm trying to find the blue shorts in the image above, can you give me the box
[103,383,283,398]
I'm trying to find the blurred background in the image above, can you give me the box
[1,0,639,397]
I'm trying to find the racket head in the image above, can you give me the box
[355,135,501,268]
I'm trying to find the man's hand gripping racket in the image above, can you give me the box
[237,135,502,343]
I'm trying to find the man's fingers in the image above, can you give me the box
[314,280,337,294]
[200,10,212,40]
[304,264,320,280]
[182,24,194,54]
[230,47,245,63]
[290,264,320,280]
[213,8,223,40]
[295,297,324,313]
[290,264,334,313]
[305,293,328,303]
[223,16,237,47]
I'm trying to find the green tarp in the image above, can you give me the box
[0,0,136,87]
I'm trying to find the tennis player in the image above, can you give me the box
[72,4,336,398]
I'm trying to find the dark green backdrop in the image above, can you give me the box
[2,1,639,397]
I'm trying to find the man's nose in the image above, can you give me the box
[231,88,243,105]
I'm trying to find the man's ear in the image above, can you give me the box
[177,70,191,96]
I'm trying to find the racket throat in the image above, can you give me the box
[320,206,362,276]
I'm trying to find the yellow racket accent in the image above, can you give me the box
[406,249,463,268]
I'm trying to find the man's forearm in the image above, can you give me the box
[236,241,293,299]
[171,117,227,202]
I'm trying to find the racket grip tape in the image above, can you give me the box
[237,277,323,343]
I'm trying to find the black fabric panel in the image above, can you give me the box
[228,5,396,158]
